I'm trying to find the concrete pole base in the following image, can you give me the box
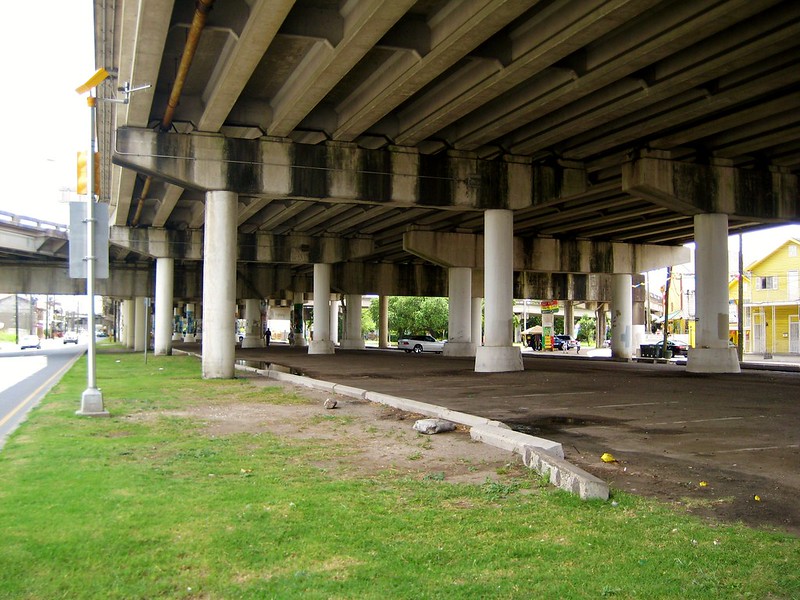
[339,340,366,350]
[241,336,265,349]
[172,333,182,341]
[474,346,524,372]
[308,340,335,354]
[687,347,741,373]
[183,334,196,343]
[443,342,476,357]
[76,388,110,417]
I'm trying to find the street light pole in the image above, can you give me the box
[77,93,108,417]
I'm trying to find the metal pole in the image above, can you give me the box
[738,233,744,362]
[77,95,108,417]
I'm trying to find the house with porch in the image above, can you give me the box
[729,239,800,355]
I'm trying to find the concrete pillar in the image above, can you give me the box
[309,264,334,354]
[379,295,389,348]
[154,257,174,356]
[202,190,237,378]
[172,304,183,341]
[475,210,523,372]
[340,294,365,349]
[632,296,646,355]
[444,267,475,356]
[330,299,340,345]
[120,299,132,348]
[133,296,147,352]
[241,299,265,348]
[564,301,575,337]
[688,213,740,373]
[183,303,196,343]
[291,292,307,346]
[472,297,483,346]
[195,303,202,341]
[610,273,633,360]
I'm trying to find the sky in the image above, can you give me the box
[0,2,94,226]
[0,2,797,273]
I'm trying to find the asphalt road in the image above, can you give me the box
[215,343,800,535]
[0,342,84,450]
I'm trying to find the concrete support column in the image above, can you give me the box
[133,296,147,352]
[475,210,523,372]
[340,294,365,350]
[291,292,307,346]
[153,257,174,356]
[444,267,475,356]
[632,296,646,355]
[183,303,196,343]
[241,299,265,348]
[309,264,334,354]
[564,301,575,337]
[202,190,237,378]
[378,295,389,348]
[610,273,633,360]
[120,299,132,348]
[688,213,740,373]
[330,299,340,345]
[472,297,483,346]
[172,304,183,341]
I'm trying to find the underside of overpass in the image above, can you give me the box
[2,1,799,375]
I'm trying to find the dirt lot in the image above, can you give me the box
[182,344,800,536]
[165,376,530,485]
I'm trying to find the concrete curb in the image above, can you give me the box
[239,358,609,501]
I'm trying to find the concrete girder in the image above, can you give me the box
[113,128,585,210]
[510,11,800,155]
[0,229,67,257]
[269,0,417,137]
[456,0,771,151]
[109,226,373,263]
[403,230,691,273]
[106,0,173,227]
[0,257,631,306]
[152,184,185,228]
[332,0,534,142]
[196,0,293,133]
[622,156,799,220]
[0,261,152,298]
[396,0,659,146]
[568,58,800,161]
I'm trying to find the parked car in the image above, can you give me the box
[63,331,79,344]
[20,335,41,350]
[653,339,689,357]
[397,334,445,354]
[553,334,580,352]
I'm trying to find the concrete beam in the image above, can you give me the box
[110,226,373,262]
[0,261,152,297]
[623,155,799,220]
[404,230,691,272]
[113,128,583,210]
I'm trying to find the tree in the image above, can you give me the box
[369,296,449,340]
[576,315,596,344]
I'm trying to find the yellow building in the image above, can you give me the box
[729,238,800,355]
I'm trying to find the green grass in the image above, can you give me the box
[0,351,798,599]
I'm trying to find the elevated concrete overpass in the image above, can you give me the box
[6,1,800,375]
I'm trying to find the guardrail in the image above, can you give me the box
[0,210,68,235]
